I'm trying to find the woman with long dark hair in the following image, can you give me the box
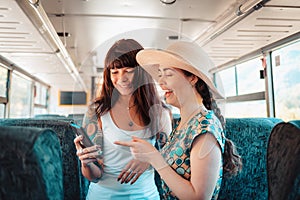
[74,39,172,199]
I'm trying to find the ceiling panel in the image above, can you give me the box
[41,0,236,19]
[203,0,300,67]
[0,0,53,53]
[40,0,239,71]
[0,0,85,92]
[1,53,67,73]
[1,0,299,93]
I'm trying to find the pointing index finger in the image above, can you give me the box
[114,140,133,147]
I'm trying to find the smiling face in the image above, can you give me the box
[158,66,195,108]
[110,67,136,96]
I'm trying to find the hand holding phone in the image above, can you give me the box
[70,122,94,148]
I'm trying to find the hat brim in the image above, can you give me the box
[136,49,224,99]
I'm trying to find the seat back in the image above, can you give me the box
[289,120,300,129]
[218,118,283,200]
[267,122,300,200]
[0,126,63,200]
[0,119,87,200]
[34,114,68,119]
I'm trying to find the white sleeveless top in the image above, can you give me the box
[86,110,172,200]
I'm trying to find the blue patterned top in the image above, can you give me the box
[160,106,225,199]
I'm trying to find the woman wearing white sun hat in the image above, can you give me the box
[115,41,242,200]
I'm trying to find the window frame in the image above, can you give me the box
[212,32,300,118]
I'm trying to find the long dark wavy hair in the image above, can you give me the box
[88,39,162,133]
[182,70,242,176]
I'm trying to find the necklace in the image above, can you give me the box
[127,104,136,110]
[116,100,137,127]
[128,109,138,127]
[128,121,134,127]
[114,99,139,128]
[127,104,137,126]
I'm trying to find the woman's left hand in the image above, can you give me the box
[117,159,149,184]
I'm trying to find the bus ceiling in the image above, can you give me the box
[0,0,299,92]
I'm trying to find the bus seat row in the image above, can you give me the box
[219,118,300,200]
[0,126,63,200]
[34,113,85,126]
[34,114,68,119]
[0,117,299,200]
[0,118,88,200]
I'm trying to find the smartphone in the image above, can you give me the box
[70,122,94,148]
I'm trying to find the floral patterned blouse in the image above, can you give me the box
[160,106,225,199]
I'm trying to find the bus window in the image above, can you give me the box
[0,104,4,118]
[0,65,8,118]
[33,107,48,116]
[33,82,49,115]
[236,58,265,95]
[9,72,33,118]
[218,67,236,97]
[34,83,48,106]
[225,100,267,118]
[217,57,267,118]
[272,40,300,121]
[0,66,7,98]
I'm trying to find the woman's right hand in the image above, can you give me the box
[74,135,103,167]
[74,135,104,182]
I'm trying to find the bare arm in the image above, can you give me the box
[74,111,104,182]
[157,134,221,200]
[74,137,103,182]
[115,133,221,200]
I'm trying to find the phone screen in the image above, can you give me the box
[70,122,94,148]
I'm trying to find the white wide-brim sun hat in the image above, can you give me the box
[136,41,224,99]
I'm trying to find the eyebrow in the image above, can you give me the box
[110,67,134,71]
[158,68,176,73]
